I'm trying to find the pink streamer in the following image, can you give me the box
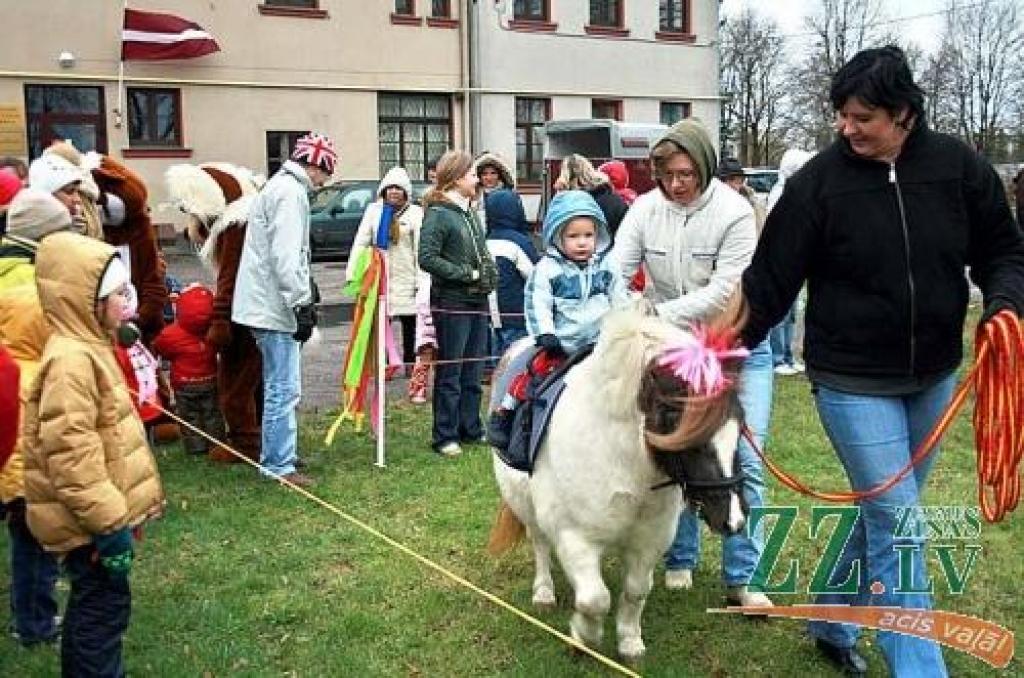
[657,325,749,396]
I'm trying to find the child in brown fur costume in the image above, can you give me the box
[88,155,168,343]
[165,163,264,462]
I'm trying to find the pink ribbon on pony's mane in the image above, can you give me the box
[656,324,749,397]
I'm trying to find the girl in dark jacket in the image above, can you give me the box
[418,151,498,456]
[484,189,539,356]
[742,46,1024,678]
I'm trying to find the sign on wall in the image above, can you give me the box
[0,105,27,157]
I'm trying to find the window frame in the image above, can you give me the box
[377,93,452,182]
[125,87,184,149]
[657,0,694,40]
[588,0,623,29]
[265,130,309,176]
[258,0,328,19]
[515,96,550,187]
[430,0,451,17]
[24,84,108,160]
[659,101,691,126]
[591,98,623,121]
[513,0,550,22]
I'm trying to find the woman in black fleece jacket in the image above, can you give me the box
[741,46,1024,678]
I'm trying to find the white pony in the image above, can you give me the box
[488,305,749,660]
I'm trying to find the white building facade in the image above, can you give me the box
[467,0,722,215]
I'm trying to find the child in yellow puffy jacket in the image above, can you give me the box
[22,231,164,674]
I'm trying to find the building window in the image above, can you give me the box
[660,101,690,125]
[514,0,548,21]
[24,85,107,159]
[126,88,182,147]
[264,0,318,6]
[515,97,549,185]
[394,0,414,15]
[659,0,688,33]
[378,94,451,181]
[592,99,622,121]
[266,130,308,176]
[590,0,622,28]
[431,0,450,17]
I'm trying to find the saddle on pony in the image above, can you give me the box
[489,344,594,473]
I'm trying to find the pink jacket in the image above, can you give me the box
[414,273,436,352]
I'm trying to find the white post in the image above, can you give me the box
[375,293,386,468]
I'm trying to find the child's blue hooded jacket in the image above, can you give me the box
[524,190,628,352]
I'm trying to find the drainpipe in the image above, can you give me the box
[466,0,481,154]
[459,0,472,150]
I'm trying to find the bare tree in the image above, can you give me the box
[940,0,1024,156]
[784,0,890,150]
[719,9,786,165]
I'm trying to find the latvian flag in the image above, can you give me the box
[121,8,221,61]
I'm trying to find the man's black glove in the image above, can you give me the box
[293,304,318,343]
[980,297,1020,325]
[535,333,564,356]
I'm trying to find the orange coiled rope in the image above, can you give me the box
[746,310,1023,522]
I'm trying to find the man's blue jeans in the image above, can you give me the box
[770,302,797,366]
[432,304,488,448]
[808,373,956,677]
[252,329,301,477]
[665,338,773,585]
[7,500,59,644]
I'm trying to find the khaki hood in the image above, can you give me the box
[35,232,117,343]
[654,119,718,193]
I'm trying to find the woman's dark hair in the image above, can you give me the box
[830,45,925,127]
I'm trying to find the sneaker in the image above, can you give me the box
[725,585,773,608]
[437,442,463,457]
[792,361,806,373]
[279,472,315,488]
[774,364,798,376]
[410,393,427,405]
[665,569,693,590]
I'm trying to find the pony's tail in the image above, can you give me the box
[486,500,525,556]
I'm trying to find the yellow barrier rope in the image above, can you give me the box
[142,394,641,677]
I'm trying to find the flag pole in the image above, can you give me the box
[375,271,386,468]
[116,0,128,139]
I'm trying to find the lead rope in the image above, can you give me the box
[746,310,1022,522]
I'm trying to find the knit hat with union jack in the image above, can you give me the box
[291,132,338,174]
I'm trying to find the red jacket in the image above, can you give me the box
[152,286,218,390]
[0,345,19,470]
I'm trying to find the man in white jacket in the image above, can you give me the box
[612,119,773,608]
[233,132,337,488]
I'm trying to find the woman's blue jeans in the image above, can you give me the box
[252,329,301,477]
[808,373,956,677]
[665,338,773,585]
[431,305,488,448]
[770,302,797,366]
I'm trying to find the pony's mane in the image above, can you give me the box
[639,291,749,452]
[590,303,679,420]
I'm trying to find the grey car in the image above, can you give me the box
[308,180,430,262]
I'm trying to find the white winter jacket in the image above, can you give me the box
[344,167,424,316]
[232,161,313,332]
[613,178,756,328]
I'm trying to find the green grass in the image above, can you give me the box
[3,319,1022,677]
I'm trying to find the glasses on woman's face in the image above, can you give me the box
[657,169,699,185]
